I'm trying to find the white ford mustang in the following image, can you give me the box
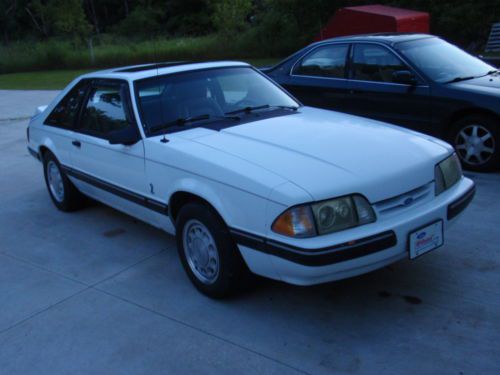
[27,61,475,297]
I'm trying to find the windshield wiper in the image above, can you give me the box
[226,105,270,115]
[276,105,300,111]
[226,104,299,115]
[149,114,240,133]
[444,76,476,84]
[486,69,499,76]
[446,70,499,83]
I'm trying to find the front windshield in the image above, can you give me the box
[397,38,494,83]
[135,66,299,134]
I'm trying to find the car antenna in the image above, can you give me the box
[153,37,169,144]
[159,61,169,144]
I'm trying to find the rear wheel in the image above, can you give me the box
[449,115,499,172]
[175,202,251,298]
[42,151,84,211]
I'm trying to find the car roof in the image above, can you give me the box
[79,61,251,81]
[312,33,435,46]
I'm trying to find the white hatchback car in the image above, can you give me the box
[27,61,475,297]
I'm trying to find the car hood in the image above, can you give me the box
[449,74,500,96]
[188,107,452,203]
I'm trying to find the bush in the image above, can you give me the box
[0,40,88,73]
[0,35,237,74]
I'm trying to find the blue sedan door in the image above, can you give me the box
[279,43,351,112]
[345,43,432,133]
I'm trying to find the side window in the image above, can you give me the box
[79,83,131,137]
[352,44,408,83]
[45,80,88,128]
[294,44,349,78]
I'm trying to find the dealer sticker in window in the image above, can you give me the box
[409,220,444,259]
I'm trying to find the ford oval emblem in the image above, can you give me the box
[417,232,426,239]
[403,197,414,206]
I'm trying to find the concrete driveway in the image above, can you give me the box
[0,91,499,375]
[0,90,59,121]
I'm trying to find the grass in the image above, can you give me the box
[0,69,92,90]
[0,33,292,89]
[0,58,280,90]
[0,34,290,70]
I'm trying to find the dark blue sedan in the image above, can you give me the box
[263,34,500,172]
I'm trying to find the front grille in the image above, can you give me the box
[374,182,433,216]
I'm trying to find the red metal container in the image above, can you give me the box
[315,4,430,41]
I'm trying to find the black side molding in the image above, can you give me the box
[61,165,169,215]
[230,228,397,267]
[447,184,475,220]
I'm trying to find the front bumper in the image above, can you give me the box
[234,177,475,285]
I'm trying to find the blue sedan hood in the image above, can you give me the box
[449,74,500,96]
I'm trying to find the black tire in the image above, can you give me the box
[42,151,84,212]
[175,201,251,298]
[448,114,500,172]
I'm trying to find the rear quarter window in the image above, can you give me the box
[45,80,88,129]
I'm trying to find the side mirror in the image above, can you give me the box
[108,126,140,146]
[392,70,417,85]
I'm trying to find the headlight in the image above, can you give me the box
[435,153,462,195]
[272,194,376,238]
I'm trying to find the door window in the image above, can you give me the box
[45,80,88,129]
[352,44,408,83]
[79,83,132,137]
[294,44,349,78]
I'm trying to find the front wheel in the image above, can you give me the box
[175,202,251,298]
[449,115,499,172]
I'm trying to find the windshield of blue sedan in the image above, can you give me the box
[397,38,495,83]
[135,66,299,135]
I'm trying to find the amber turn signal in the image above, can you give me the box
[271,205,317,238]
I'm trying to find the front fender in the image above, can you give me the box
[167,177,270,235]
[168,178,229,222]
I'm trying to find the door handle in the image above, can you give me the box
[72,140,81,148]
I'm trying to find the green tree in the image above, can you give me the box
[0,0,26,44]
[115,3,162,37]
[165,0,214,36]
[212,0,253,36]
[25,0,51,37]
[47,0,91,40]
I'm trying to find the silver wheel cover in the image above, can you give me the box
[182,219,220,285]
[47,161,65,202]
[455,124,495,166]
